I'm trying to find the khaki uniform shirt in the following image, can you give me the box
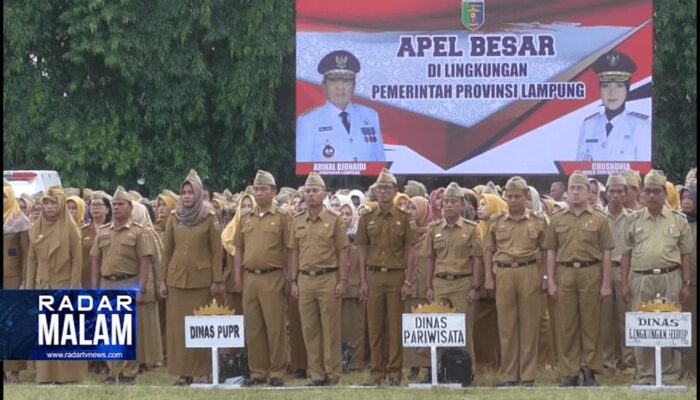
[623,207,694,271]
[161,212,223,288]
[80,223,96,287]
[3,231,28,283]
[90,222,154,277]
[484,211,547,263]
[356,204,420,269]
[233,204,291,270]
[543,206,615,262]
[289,208,349,270]
[422,218,483,275]
[604,206,631,263]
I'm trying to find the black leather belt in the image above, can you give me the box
[103,274,136,281]
[496,259,537,268]
[245,268,279,275]
[634,265,680,275]
[612,261,621,267]
[368,266,400,272]
[559,261,598,268]
[300,268,336,277]
[435,273,471,280]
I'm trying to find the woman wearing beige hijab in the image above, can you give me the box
[3,183,32,383]
[25,186,87,384]
[159,170,223,385]
[404,196,432,382]
[132,202,164,372]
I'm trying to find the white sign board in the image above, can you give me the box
[625,312,691,348]
[185,315,245,348]
[402,313,466,347]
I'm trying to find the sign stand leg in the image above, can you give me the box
[431,346,438,386]
[654,346,662,388]
[212,347,219,386]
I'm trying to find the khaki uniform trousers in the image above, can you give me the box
[298,271,342,382]
[599,265,635,371]
[287,295,307,372]
[403,297,431,369]
[243,269,288,381]
[433,276,475,367]
[495,264,541,382]
[101,276,140,379]
[630,269,682,381]
[556,264,603,376]
[537,292,559,366]
[367,269,404,382]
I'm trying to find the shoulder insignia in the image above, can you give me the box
[299,106,320,117]
[80,222,92,230]
[463,218,478,226]
[629,111,649,120]
[132,222,144,228]
[584,112,599,121]
[529,211,545,220]
[294,210,306,218]
[592,205,606,215]
[429,220,443,227]
[327,208,341,216]
[552,206,567,216]
[489,212,504,222]
[672,209,687,219]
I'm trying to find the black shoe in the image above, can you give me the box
[102,376,118,385]
[307,379,326,386]
[407,367,420,381]
[420,374,432,384]
[120,377,136,385]
[326,378,339,386]
[294,369,307,379]
[581,368,599,387]
[242,377,264,387]
[560,375,579,387]
[520,380,534,387]
[269,377,284,387]
[173,376,193,386]
[388,378,401,387]
[496,381,519,387]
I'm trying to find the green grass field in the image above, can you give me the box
[4,365,697,400]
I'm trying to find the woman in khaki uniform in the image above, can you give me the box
[336,195,367,371]
[132,202,164,371]
[3,183,32,383]
[404,195,432,381]
[25,186,87,384]
[159,170,224,385]
[473,193,508,371]
[67,194,91,289]
[154,189,178,364]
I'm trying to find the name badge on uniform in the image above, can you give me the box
[585,139,598,143]
[434,233,442,238]
[396,221,401,226]
[319,126,332,132]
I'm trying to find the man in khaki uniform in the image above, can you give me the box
[357,168,420,386]
[545,170,615,386]
[288,173,350,386]
[232,170,291,387]
[599,173,635,373]
[91,187,155,385]
[623,170,644,211]
[483,177,547,386]
[424,182,484,371]
[621,169,693,384]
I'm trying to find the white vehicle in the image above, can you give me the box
[3,170,62,197]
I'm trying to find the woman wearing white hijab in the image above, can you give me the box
[335,194,366,371]
[131,202,164,371]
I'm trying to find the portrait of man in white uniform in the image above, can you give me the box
[296,50,385,163]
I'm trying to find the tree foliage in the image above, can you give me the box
[4,0,696,191]
[4,0,295,193]
[653,0,697,182]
